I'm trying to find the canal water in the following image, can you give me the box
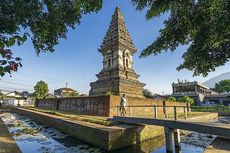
[1,113,206,153]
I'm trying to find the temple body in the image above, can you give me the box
[89,7,145,98]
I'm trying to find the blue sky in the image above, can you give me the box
[1,0,230,94]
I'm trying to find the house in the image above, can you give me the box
[0,90,35,106]
[152,93,168,101]
[204,93,230,106]
[171,80,230,106]
[2,91,26,106]
[54,87,79,98]
[172,80,210,104]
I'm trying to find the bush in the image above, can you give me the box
[167,96,177,102]
[105,91,114,96]
[178,96,194,104]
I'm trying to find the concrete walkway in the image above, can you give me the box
[0,117,21,153]
[204,137,230,153]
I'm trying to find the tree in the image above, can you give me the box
[143,89,153,99]
[34,80,49,99]
[0,1,102,76]
[132,0,230,76]
[167,96,176,102]
[214,80,230,93]
[178,96,194,104]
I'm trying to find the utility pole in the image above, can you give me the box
[66,82,68,88]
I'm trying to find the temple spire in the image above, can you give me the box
[90,7,145,98]
[99,7,136,53]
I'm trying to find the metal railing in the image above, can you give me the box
[116,105,189,121]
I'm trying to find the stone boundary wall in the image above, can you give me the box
[219,112,230,116]
[36,96,110,116]
[36,95,189,117]
[109,96,189,116]
[36,98,58,110]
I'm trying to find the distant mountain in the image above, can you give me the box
[203,72,230,88]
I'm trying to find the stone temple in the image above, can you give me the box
[89,7,145,98]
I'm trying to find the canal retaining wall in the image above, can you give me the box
[11,107,165,151]
[0,117,22,153]
[219,112,230,116]
[10,107,218,151]
[36,95,189,117]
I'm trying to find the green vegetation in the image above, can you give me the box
[21,107,114,126]
[0,1,102,76]
[178,96,194,104]
[0,41,23,77]
[214,80,230,93]
[34,80,49,99]
[132,0,230,76]
[143,89,153,99]
[166,96,194,104]
[0,92,3,100]
[167,96,177,102]
[192,105,230,113]
[21,128,39,135]
[105,91,114,96]
[64,92,79,97]
[2,1,229,77]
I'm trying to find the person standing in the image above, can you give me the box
[0,100,2,109]
[120,94,128,116]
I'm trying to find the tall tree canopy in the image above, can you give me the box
[132,0,230,76]
[214,80,230,93]
[34,80,49,99]
[0,0,102,76]
[143,89,153,99]
[1,1,229,77]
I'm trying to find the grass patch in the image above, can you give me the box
[191,106,230,113]
[20,106,115,126]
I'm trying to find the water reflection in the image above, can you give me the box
[110,136,165,153]
[1,113,205,153]
[111,136,204,153]
[1,113,103,153]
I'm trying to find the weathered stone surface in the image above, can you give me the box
[0,117,22,153]
[89,7,145,98]
[37,96,110,116]
[109,95,189,117]
[36,95,189,117]
[10,108,219,151]
[10,107,165,151]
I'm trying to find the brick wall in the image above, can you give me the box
[109,96,188,116]
[36,98,58,110]
[36,96,110,116]
[36,95,188,117]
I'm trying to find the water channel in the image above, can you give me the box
[1,113,208,153]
